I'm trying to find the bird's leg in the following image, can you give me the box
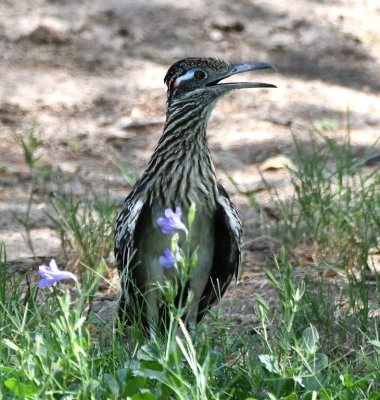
[186,235,214,331]
[186,302,198,336]
[145,289,159,340]
[175,310,196,340]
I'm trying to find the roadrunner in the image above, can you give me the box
[115,57,276,334]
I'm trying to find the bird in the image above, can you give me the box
[115,57,276,335]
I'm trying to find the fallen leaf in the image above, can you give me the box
[259,155,295,172]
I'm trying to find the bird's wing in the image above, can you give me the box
[114,171,154,270]
[114,195,145,272]
[197,183,242,321]
[115,191,149,326]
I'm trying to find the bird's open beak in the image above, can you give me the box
[206,62,277,90]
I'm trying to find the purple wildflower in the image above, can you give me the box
[157,207,188,234]
[38,259,77,288]
[159,247,182,269]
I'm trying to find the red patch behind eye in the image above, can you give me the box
[172,78,179,90]
[168,79,178,100]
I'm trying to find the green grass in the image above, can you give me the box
[0,129,379,399]
[264,131,380,271]
[47,189,117,272]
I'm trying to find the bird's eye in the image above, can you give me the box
[193,70,207,80]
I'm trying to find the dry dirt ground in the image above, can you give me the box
[0,0,379,324]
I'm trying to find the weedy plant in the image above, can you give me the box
[47,189,117,272]
[2,209,379,399]
[11,127,53,257]
[253,249,329,395]
[257,129,380,397]
[14,126,44,173]
[1,127,379,399]
[262,130,380,325]
[266,130,380,273]
[12,127,119,273]
[292,132,379,273]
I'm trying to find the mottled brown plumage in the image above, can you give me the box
[115,57,276,335]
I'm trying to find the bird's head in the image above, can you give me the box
[164,57,276,105]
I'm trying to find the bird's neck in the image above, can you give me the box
[144,102,219,209]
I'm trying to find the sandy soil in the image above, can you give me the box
[1,0,379,323]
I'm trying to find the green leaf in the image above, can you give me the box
[340,373,352,387]
[368,340,380,348]
[255,295,271,312]
[265,269,280,290]
[188,202,196,229]
[302,325,319,353]
[115,368,128,383]
[312,353,329,373]
[3,339,20,352]
[4,378,39,397]
[258,354,280,374]
[317,389,334,400]
[303,373,325,391]
[131,393,157,400]
[190,252,198,271]
[340,374,369,389]
[123,377,147,396]
[103,373,119,396]
[137,343,161,361]
[281,394,298,400]
[114,159,137,186]
[0,366,17,374]
[133,367,163,381]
